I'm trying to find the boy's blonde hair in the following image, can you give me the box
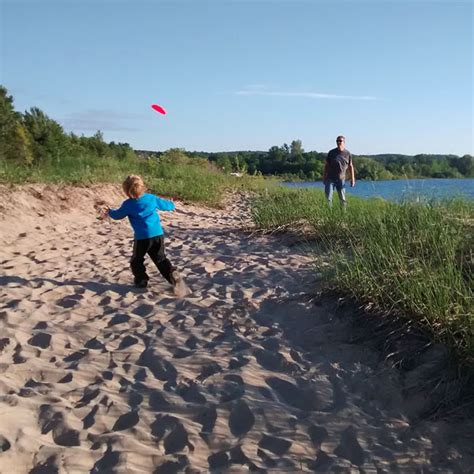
[123,175,146,199]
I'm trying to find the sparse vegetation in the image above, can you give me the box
[251,187,474,364]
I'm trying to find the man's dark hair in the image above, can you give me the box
[336,135,345,141]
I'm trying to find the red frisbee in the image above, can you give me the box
[151,104,167,115]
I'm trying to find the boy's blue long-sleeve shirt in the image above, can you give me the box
[108,193,175,240]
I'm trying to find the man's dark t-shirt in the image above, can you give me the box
[326,148,352,181]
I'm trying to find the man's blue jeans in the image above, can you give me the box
[325,179,347,208]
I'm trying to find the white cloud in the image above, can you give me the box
[59,109,145,132]
[235,88,377,101]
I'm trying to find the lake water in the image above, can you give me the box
[283,178,474,202]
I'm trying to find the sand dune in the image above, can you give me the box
[0,184,473,473]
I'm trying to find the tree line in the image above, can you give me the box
[182,142,473,180]
[142,142,473,181]
[0,86,136,167]
[1,85,472,180]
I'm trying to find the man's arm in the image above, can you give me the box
[323,162,328,183]
[349,160,355,187]
[323,153,330,183]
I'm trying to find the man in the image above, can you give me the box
[323,135,355,207]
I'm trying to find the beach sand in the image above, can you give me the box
[0,184,473,472]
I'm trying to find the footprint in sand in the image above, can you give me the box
[134,367,146,382]
[154,457,189,474]
[149,390,171,411]
[13,343,27,364]
[151,414,191,454]
[229,399,255,437]
[56,294,83,308]
[137,348,177,382]
[128,389,144,408]
[308,424,328,449]
[75,386,100,407]
[266,377,319,412]
[107,314,130,327]
[99,295,112,306]
[258,434,292,456]
[38,405,80,447]
[0,435,11,452]
[82,405,99,429]
[132,304,154,317]
[254,349,300,374]
[0,337,11,352]
[28,332,52,349]
[176,381,207,404]
[334,426,366,467]
[208,450,231,470]
[210,376,245,403]
[63,349,88,363]
[57,372,73,383]
[90,445,121,473]
[228,355,250,370]
[29,456,60,474]
[117,335,139,350]
[196,362,222,382]
[194,405,217,434]
[112,410,139,431]
[172,347,194,359]
[33,321,48,330]
[84,337,105,350]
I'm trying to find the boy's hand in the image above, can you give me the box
[99,206,110,219]
[94,201,110,220]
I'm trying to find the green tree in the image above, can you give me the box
[304,159,324,179]
[6,123,34,164]
[89,130,108,157]
[161,148,189,164]
[454,155,474,177]
[266,146,287,174]
[23,107,68,162]
[231,154,248,173]
[290,139,303,162]
[0,85,21,162]
[112,142,136,161]
[215,153,232,173]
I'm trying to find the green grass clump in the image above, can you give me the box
[251,186,474,363]
[0,152,272,206]
[0,153,139,185]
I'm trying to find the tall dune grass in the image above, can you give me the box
[0,153,271,206]
[251,187,474,363]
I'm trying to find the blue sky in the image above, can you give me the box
[1,0,472,155]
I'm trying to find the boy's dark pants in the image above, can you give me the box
[131,236,175,284]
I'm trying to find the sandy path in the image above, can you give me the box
[0,185,473,473]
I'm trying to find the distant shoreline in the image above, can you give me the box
[281,177,474,201]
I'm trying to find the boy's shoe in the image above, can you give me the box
[135,280,148,289]
[170,270,190,297]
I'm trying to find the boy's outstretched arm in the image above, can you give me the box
[155,196,175,212]
[108,202,129,219]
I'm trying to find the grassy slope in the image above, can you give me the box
[251,187,473,364]
[2,153,473,363]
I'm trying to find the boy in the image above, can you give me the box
[101,175,189,296]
